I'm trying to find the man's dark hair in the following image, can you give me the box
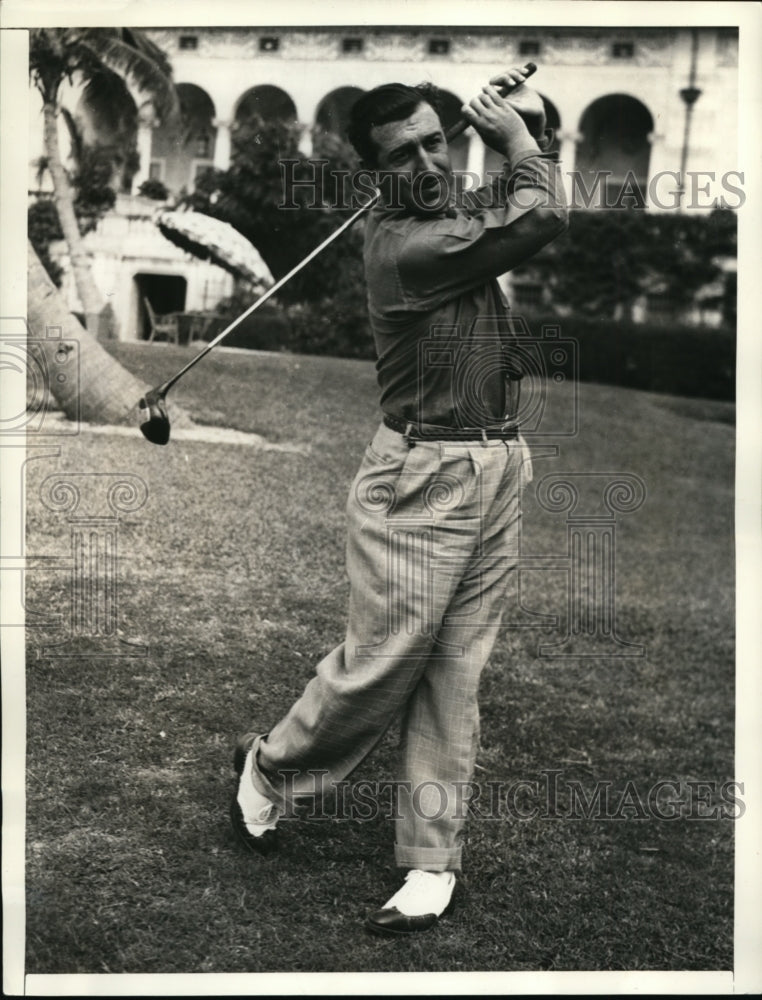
[347,82,443,166]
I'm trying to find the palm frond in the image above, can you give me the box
[73,29,180,126]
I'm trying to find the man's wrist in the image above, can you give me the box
[491,124,542,168]
[505,138,543,170]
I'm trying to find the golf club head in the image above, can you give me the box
[139,389,170,445]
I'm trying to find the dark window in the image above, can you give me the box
[260,36,280,52]
[195,132,211,158]
[428,39,450,56]
[342,37,364,54]
[179,36,198,51]
[613,42,634,58]
[519,40,541,56]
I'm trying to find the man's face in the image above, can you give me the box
[370,102,453,216]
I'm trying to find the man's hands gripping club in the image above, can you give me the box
[461,66,547,160]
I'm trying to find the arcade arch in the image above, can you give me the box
[576,94,654,207]
[149,83,217,192]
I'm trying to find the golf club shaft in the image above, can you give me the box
[156,191,381,395]
[444,62,537,142]
[152,63,537,396]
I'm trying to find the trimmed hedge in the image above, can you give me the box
[197,304,733,402]
[523,313,735,401]
[183,305,291,352]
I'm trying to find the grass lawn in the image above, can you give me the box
[23,343,735,974]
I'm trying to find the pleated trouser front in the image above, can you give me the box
[248,421,526,871]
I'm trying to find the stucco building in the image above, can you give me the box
[29,25,739,339]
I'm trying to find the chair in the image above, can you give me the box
[144,297,180,344]
[188,312,213,346]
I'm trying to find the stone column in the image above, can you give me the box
[131,107,157,194]
[297,128,313,157]
[212,117,232,171]
[556,129,580,208]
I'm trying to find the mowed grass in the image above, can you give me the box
[24,343,735,974]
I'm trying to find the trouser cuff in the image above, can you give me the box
[394,843,462,872]
[247,734,290,811]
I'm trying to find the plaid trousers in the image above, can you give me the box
[249,422,528,871]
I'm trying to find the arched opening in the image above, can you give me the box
[233,85,299,156]
[149,84,217,194]
[133,273,187,340]
[315,86,365,140]
[576,94,654,208]
[484,93,561,179]
[236,85,298,127]
[74,73,139,193]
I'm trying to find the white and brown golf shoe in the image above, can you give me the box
[365,869,456,935]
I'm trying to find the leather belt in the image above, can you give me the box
[383,413,519,442]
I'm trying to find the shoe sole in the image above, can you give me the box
[363,916,439,936]
[364,899,454,937]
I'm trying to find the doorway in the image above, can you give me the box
[134,273,187,340]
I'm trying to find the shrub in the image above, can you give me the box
[185,116,367,307]
[201,298,292,352]
[284,293,374,360]
[522,313,735,401]
[138,178,170,201]
[512,208,737,326]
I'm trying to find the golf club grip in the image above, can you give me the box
[444,62,537,142]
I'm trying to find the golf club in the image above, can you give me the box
[139,62,537,444]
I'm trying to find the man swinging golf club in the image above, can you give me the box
[231,65,568,934]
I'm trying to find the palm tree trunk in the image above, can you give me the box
[41,98,104,336]
[28,241,193,428]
